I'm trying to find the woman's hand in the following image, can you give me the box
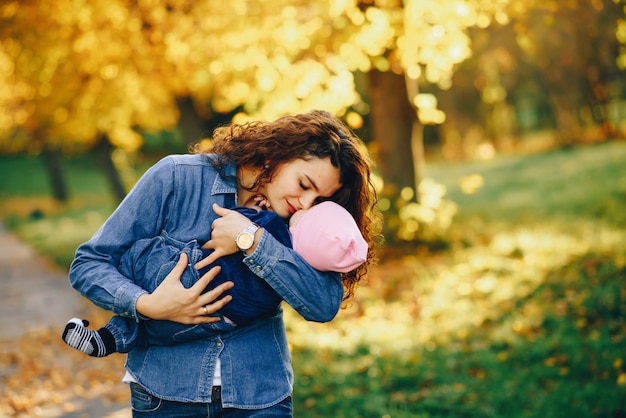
[196,203,257,269]
[135,253,233,324]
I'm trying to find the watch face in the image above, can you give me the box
[237,233,254,250]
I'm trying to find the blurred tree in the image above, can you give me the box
[3,0,622,217]
[441,0,626,153]
[0,0,180,199]
[505,0,626,144]
[0,0,626,245]
[292,0,512,198]
[0,0,511,204]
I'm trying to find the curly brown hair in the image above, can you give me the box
[196,109,383,300]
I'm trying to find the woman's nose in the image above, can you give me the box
[299,194,316,210]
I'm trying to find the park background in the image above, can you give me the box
[1,0,626,417]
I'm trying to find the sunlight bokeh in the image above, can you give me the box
[285,219,626,355]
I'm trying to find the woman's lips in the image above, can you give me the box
[286,201,297,215]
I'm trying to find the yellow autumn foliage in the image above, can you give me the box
[0,0,514,153]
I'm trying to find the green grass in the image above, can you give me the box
[0,153,141,268]
[0,153,113,197]
[425,141,626,224]
[290,253,626,417]
[1,142,626,417]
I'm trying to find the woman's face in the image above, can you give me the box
[260,157,341,219]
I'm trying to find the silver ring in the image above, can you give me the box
[202,305,208,315]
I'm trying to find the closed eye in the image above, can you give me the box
[303,174,319,192]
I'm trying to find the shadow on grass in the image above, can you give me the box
[291,253,626,418]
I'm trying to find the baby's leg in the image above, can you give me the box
[61,318,116,357]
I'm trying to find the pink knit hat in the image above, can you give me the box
[290,201,368,273]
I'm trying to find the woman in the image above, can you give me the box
[69,110,381,417]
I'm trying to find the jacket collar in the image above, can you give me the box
[211,161,238,197]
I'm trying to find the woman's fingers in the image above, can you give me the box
[199,282,233,312]
[209,203,251,256]
[191,265,220,291]
[194,267,233,311]
[162,251,189,285]
[194,248,224,270]
[212,203,231,216]
[184,265,233,323]
[136,253,189,320]
[137,253,234,324]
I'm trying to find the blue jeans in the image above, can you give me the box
[130,383,293,417]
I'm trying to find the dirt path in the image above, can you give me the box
[0,223,131,417]
[0,224,91,338]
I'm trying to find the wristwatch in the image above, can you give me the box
[235,223,260,251]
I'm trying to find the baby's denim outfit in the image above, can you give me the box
[105,207,292,352]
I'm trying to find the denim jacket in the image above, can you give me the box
[69,154,344,407]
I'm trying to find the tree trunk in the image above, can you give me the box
[176,96,208,148]
[368,70,419,196]
[96,136,127,202]
[548,94,582,146]
[411,119,425,192]
[42,147,68,202]
[405,75,425,195]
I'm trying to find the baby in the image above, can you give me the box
[62,201,367,357]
